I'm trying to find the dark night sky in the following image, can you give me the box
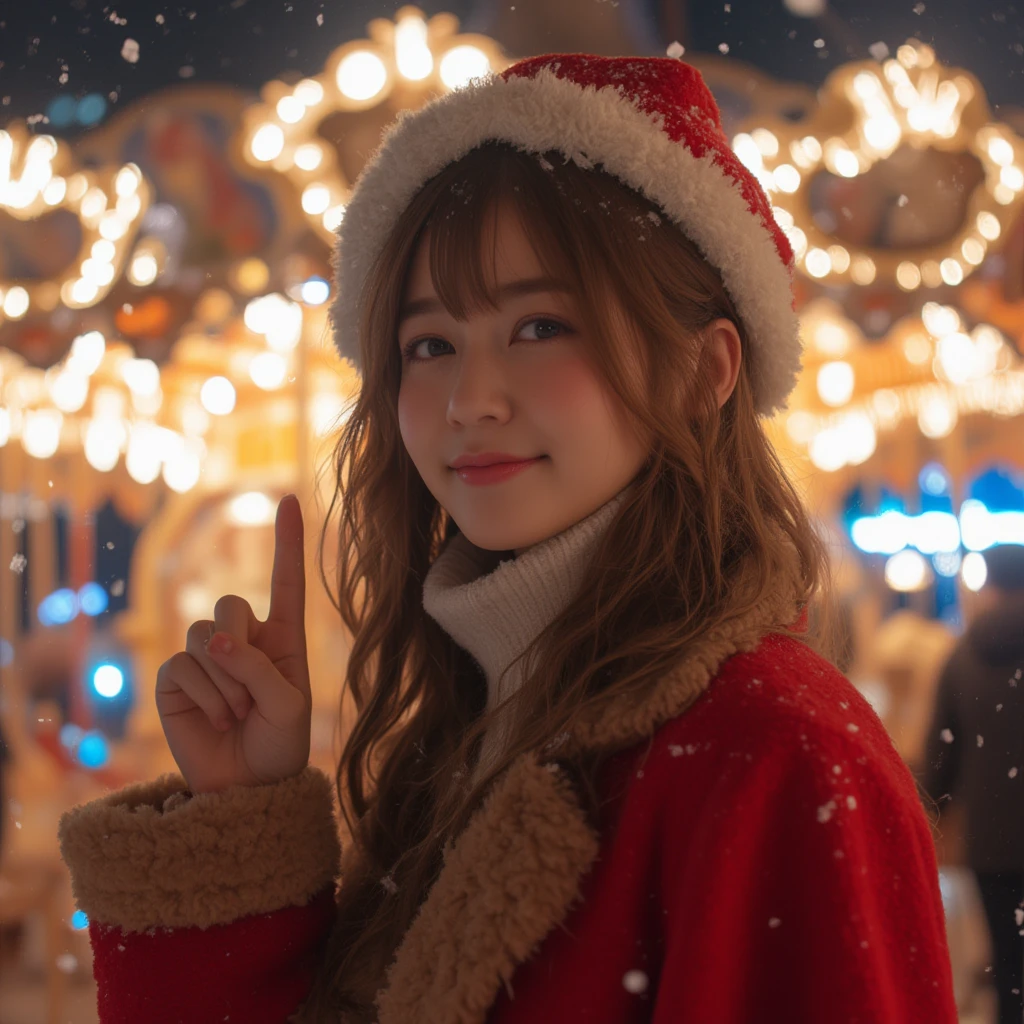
[0,0,1020,133]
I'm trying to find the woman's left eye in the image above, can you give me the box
[517,317,568,341]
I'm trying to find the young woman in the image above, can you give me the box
[59,54,957,1023]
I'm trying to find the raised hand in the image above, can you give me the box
[155,494,312,794]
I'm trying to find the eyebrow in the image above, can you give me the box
[398,276,572,324]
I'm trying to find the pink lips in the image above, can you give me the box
[453,456,545,486]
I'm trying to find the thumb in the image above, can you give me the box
[267,494,306,639]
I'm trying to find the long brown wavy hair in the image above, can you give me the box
[300,142,836,1021]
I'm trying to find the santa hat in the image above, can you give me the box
[330,53,800,416]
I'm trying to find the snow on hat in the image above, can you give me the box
[330,53,801,416]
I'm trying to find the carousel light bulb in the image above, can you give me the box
[301,184,331,215]
[816,361,855,406]
[976,212,1001,240]
[896,262,922,290]
[128,252,159,286]
[439,46,491,90]
[43,177,67,205]
[730,134,763,173]
[808,429,848,472]
[3,286,29,319]
[812,321,850,357]
[70,278,99,305]
[125,423,162,484]
[336,51,387,102]
[121,358,161,396]
[986,137,1014,166]
[827,245,851,273]
[299,277,330,305]
[67,331,105,375]
[961,237,986,265]
[80,187,107,221]
[115,165,141,196]
[49,371,89,412]
[918,394,958,439]
[323,205,345,232]
[804,248,832,278]
[163,446,202,493]
[999,165,1023,191]
[22,409,62,459]
[293,143,323,171]
[772,164,801,192]
[200,376,236,416]
[902,333,932,365]
[248,352,287,390]
[294,78,324,106]
[90,239,115,263]
[885,550,931,593]
[961,551,987,592]
[750,128,779,157]
[850,255,876,284]
[936,332,978,384]
[99,212,129,241]
[228,491,275,526]
[395,15,433,81]
[939,259,964,286]
[250,124,285,162]
[84,418,125,472]
[921,303,961,337]
[276,96,305,123]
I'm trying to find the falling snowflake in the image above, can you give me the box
[1010,768,1019,779]
[380,874,398,895]
[813,38,825,49]
[913,2,926,13]
[666,41,685,59]
[316,13,324,25]
[11,518,24,534]
[110,579,125,596]
[9,553,26,574]
[768,917,781,928]
[622,970,649,994]
[977,735,985,748]
[155,14,164,24]
[121,39,140,64]
[1016,909,1023,927]
[868,42,890,61]
[817,800,837,823]
[940,729,954,744]
[846,796,857,810]
[179,66,195,78]
[718,43,730,54]
[846,723,859,733]
[669,744,684,757]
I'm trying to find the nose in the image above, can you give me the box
[445,352,513,427]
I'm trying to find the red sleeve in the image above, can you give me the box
[90,886,336,1024]
[653,725,958,1023]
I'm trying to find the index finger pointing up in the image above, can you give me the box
[268,493,306,630]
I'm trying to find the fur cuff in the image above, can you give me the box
[58,766,341,934]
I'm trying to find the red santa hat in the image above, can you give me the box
[330,53,800,416]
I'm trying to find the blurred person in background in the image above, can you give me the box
[924,544,1024,1024]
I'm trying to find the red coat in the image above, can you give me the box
[60,631,957,1024]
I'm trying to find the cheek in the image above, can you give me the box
[529,358,620,441]
[397,381,435,456]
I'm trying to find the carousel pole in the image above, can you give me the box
[66,454,94,732]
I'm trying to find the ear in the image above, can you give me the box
[707,318,742,409]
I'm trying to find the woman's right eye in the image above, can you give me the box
[402,337,452,362]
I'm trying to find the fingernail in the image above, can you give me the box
[208,633,233,655]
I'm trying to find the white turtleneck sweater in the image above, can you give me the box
[422,485,631,781]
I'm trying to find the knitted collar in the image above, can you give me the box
[422,486,633,711]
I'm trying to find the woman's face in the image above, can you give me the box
[396,203,650,557]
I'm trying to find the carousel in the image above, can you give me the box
[0,10,1022,1018]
